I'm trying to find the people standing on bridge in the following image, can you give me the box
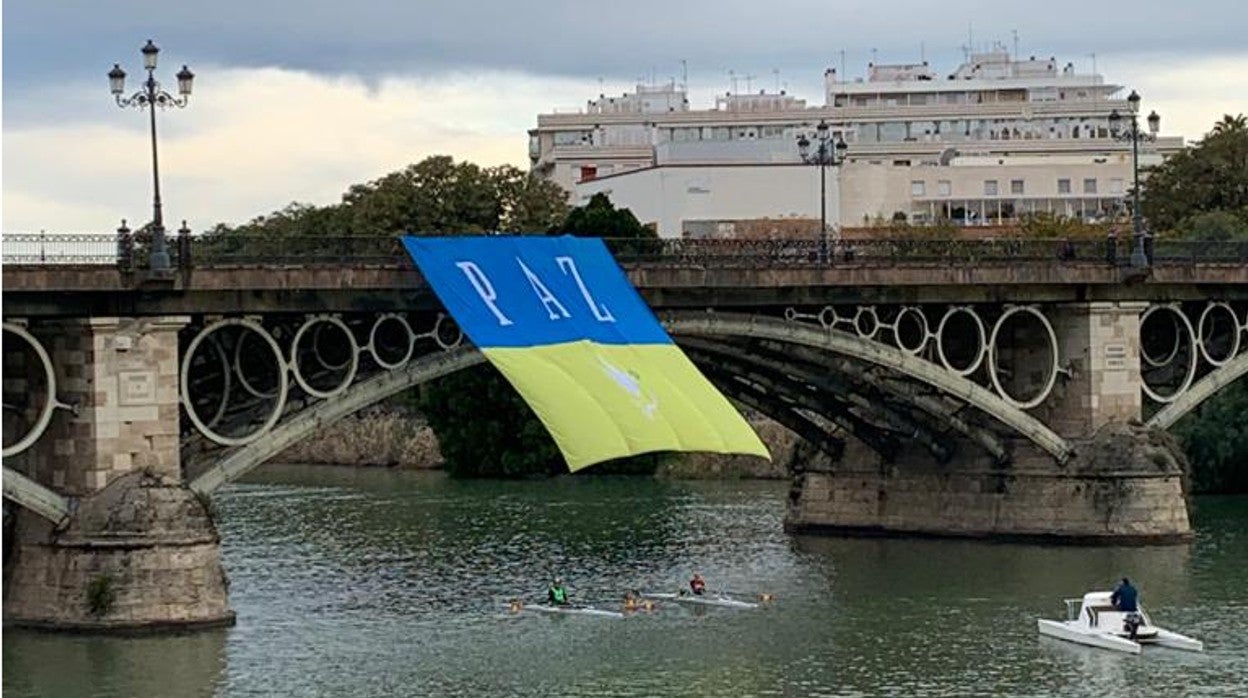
[1058,239,1077,261]
[689,572,706,596]
[1111,577,1139,612]
[548,577,569,606]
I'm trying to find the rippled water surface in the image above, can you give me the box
[5,465,1247,697]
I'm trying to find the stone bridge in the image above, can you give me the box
[3,233,1246,630]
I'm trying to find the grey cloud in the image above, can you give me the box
[5,0,1245,94]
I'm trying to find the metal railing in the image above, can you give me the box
[2,231,1245,268]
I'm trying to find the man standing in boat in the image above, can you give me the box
[548,577,569,606]
[1111,578,1139,612]
[689,572,706,596]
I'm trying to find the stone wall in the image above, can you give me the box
[3,470,234,630]
[32,317,186,495]
[786,423,1191,543]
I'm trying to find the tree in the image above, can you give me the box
[1143,115,1248,494]
[1171,382,1248,493]
[1142,113,1248,233]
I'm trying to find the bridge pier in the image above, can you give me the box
[3,317,234,630]
[786,301,1192,543]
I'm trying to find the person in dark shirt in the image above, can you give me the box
[1111,577,1139,612]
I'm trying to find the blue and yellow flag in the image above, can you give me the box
[401,235,769,471]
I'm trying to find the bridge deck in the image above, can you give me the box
[4,260,1247,317]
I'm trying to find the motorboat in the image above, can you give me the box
[1036,591,1203,654]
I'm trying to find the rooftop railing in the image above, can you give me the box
[2,231,1245,269]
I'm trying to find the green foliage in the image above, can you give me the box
[551,192,661,257]
[1016,212,1109,239]
[1172,381,1248,493]
[1173,210,1248,241]
[1142,113,1248,233]
[206,156,570,239]
[85,573,116,617]
[552,192,649,238]
[874,219,960,239]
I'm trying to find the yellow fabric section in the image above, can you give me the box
[484,342,770,471]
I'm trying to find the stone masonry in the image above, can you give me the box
[787,423,1191,543]
[4,316,235,630]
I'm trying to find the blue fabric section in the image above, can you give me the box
[401,235,672,348]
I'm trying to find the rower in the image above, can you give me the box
[689,572,706,596]
[548,577,569,606]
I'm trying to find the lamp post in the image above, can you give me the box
[1108,90,1160,270]
[109,40,194,272]
[796,121,848,263]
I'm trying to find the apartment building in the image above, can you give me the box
[529,46,1182,238]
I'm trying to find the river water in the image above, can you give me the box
[4,465,1247,697]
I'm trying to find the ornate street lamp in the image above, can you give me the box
[109,40,195,272]
[1108,89,1160,270]
[796,121,848,263]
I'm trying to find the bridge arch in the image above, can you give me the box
[1147,350,1248,430]
[663,311,1073,462]
[189,347,485,494]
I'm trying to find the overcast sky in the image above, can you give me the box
[4,1,1246,232]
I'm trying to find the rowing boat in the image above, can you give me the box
[522,603,626,619]
[641,591,759,609]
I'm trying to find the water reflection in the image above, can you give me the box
[2,629,226,698]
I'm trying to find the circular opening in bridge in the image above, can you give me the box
[369,315,414,369]
[182,319,288,447]
[893,306,929,355]
[853,307,879,340]
[988,306,1058,410]
[1140,305,1197,403]
[818,306,839,329]
[1141,310,1182,368]
[433,314,463,350]
[936,307,985,376]
[235,331,282,399]
[1197,302,1241,367]
[2,324,58,457]
[291,316,359,399]
[184,335,231,431]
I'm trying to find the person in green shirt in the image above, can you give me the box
[547,577,569,606]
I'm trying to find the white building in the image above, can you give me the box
[529,46,1182,238]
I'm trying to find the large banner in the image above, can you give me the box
[402,235,769,470]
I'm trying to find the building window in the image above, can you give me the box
[984,180,999,196]
[579,165,598,182]
[1083,178,1098,194]
[1110,178,1125,195]
[911,181,926,197]
[938,180,952,197]
[1058,178,1071,194]
[1011,179,1025,195]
